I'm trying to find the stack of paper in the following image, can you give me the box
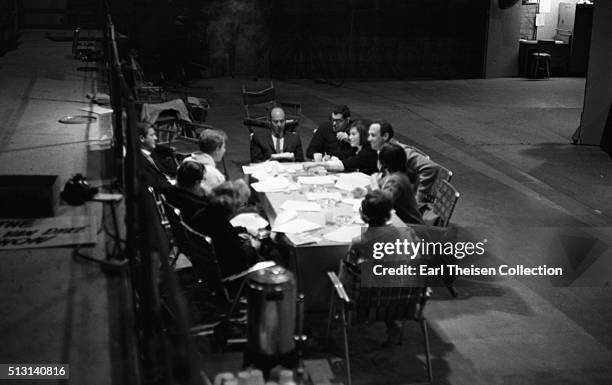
[341,198,363,212]
[251,170,273,181]
[305,192,343,201]
[280,163,304,173]
[285,233,321,246]
[251,177,292,192]
[297,175,336,185]
[230,212,269,232]
[272,219,322,234]
[323,226,363,243]
[335,172,371,191]
[273,209,297,227]
[242,161,282,175]
[280,200,322,212]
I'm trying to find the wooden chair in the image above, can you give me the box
[242,81,301,133]
[327,267,433,385]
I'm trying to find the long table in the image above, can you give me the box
[254,170,406,311]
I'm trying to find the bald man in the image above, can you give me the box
[250,107,304,162]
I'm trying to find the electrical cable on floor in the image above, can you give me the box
[72,245,128,271]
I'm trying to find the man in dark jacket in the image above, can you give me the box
[138,123,173,189]
[367,120,440,208]
[250,107,304,162]
[306,104,354,161]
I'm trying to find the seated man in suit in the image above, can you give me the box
[138,122,174,189]
[250,107,304,163]
[306,104,354,161]
[367,120,440,209]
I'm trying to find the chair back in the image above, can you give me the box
[427,164,453,203]
[353,286,425,324]
[242,81,277,121]
[339,261,427,325]
[160,195,230,306]
[432,179,460,228]
[148,187,174,245]
[406,144,430,160]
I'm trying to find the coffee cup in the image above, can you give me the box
[313,153,323,162]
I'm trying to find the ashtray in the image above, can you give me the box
[59,115,97,124]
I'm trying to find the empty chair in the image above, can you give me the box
[529,39,555,79]
[242,81,301,133]
[327,268,433,385]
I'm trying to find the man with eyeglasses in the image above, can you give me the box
[306,104,354,161]
[250,107,304,162]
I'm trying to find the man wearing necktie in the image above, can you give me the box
[250,107,304,163]
[137,123,174,189]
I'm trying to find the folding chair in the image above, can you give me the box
[421,179,460,297]
[426,164,453,204]
[430,180,460,228]
[327,266,433,385]
[160,196,249,346]
[242,81,301,133]
[148,187,179,266]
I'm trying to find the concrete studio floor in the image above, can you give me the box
[1,31,612,384]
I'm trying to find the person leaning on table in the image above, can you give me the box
[303,119,378,175]
[250,107,304,163]
[306,104,354,161]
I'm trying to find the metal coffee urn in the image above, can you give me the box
[244,265,298,372]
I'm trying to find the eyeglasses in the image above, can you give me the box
[331,117,345,124]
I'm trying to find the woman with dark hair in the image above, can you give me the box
[163,161,257,277]
[306,119,378,175]
[340,189,422,346]
[377,143,424,225]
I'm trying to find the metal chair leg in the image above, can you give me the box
[421,319,433,383]
[341,309,352,385]
[325,292,335,343]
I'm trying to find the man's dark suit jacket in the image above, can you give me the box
[250,128,304,163]
[139,151,172,190]
[306,121,354,161]
[163,186,248,277]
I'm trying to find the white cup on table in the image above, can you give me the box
[313,152,323,162]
